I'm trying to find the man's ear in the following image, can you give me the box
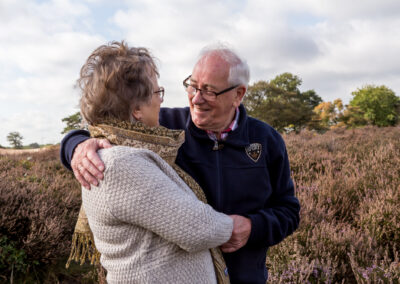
[233,86,246,107]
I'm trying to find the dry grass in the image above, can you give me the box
[0,147,96,283]
[1,127,399,283]
[0,148,44,155]
[267,126,400,283]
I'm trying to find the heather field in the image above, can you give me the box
[268,126,400,283]
[1,127,399,283]
[0,147,97,283]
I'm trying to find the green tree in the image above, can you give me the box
[28,142,40,149]
[270,72,303,93]
[7,132,23,149]
[270,72,322,109]
[243,80,313,132]
[340,105,369,127]
[349,85,400,127]
[61,112,82,134]
[301,89,323,110]
[243,73,322,132]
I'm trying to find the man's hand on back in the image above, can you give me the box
[221,215,252,253]
[71,138,112,189]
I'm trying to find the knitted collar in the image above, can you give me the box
[89,119,185,165]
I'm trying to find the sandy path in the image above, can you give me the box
[0,148,51,155]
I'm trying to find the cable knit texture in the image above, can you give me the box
[82,121,233,284]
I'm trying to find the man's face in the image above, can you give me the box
[188,55,245,132]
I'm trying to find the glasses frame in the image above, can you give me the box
[183,75,239,101]
[154,86,165,101]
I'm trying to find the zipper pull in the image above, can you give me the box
[213,140,224,150]
[213,140,219,151]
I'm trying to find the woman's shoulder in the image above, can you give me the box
[98,146,161,170]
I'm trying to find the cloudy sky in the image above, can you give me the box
[1,0,399,146]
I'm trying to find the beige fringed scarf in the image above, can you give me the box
[66,119,230,284]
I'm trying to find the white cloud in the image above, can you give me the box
[1,0,399,146]
[1,110,68,146]
[0,0,105,146]
[112,0,400,104]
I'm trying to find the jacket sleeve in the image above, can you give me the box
[103,148,233,253]
[245,133,300,247]
[60,129,91,171]
[59,107,189,170]
[159,107,190,130]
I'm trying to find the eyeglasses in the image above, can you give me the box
[183,75,238,101]
[154,87,165,101]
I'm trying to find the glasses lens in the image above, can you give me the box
[186,87,216,101]
[202,91,216,101]
[155,88,164,100]
[187,85,196,95]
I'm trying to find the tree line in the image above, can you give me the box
[4,132,40,149]
[8,73,398,149]
[3,112,82,149]
[243,72,400,133]
[61,73,400,136]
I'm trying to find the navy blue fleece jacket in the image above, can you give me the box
[60,104,300,284]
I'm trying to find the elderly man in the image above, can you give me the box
[60,46,300,283]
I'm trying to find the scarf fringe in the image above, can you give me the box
[211,248,230,284]
[66,232,101,268]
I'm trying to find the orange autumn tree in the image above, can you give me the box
[312,99,344,129]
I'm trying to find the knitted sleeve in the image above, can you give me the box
[101,146,233,253]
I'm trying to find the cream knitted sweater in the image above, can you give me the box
[82,146,233,283]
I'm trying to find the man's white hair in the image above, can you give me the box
[197,43,250,88]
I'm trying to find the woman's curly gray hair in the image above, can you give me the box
[79,41,158,125]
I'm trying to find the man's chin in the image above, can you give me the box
[192,117,211,130]
[190,110,208,125]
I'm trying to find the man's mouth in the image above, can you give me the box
[193,106,210,113]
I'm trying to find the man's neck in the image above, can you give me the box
[208,107,240,140]
[213,131,223,140]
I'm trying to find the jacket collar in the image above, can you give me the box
[187,104,250,147]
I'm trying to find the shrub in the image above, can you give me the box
[28,143,40,149]
[267,126,400,282]
[0,147,95,282]
[1,127,399,282]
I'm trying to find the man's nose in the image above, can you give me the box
[191,90,205,104]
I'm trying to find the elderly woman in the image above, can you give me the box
[74,41,233,284]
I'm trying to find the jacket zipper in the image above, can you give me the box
[214,140,223,211]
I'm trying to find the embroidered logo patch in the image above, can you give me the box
[245,143,262,162]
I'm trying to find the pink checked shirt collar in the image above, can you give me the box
[206,107,240,141]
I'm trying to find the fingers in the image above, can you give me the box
[85,138,110,172]
[98,138,112,149]
[221,245,236,253]
[72,153,90,189]
[221,215,252,253]
[71,138,109,189]
[80,165,99,187]
[220,233,242,253]
[84,153,104,178]
[220,241,241,253]
[73,167,91,190]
